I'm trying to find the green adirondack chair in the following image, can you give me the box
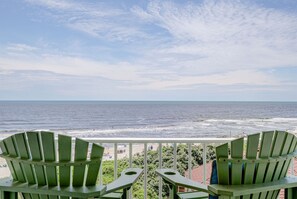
[157,130,297,199]
[0,131,143,199]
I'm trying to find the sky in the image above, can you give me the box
[0,0,297,101]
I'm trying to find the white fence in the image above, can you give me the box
[85,138,235,199]
[0,137,294,199]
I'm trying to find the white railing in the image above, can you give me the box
[0,136,294,199]
[84,137,235,199]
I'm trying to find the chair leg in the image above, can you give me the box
[122,188,128,199]
[285,187,297,199]
[168,184,178,199]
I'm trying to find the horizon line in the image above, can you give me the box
[1,100,297,103]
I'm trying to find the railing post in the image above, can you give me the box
[129,143,133,199]
[114,143,118,179]
[173,143,177,170]
[159,143,162,199]
[203,143,207,184]
[144,143,147,199]
[188,143,192,179]
[99,142,103,185]
[129,143,132,167]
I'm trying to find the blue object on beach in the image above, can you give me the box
[209,160,218,199]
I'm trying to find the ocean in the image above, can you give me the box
[0,101,297,138]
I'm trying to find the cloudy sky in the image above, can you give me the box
[1,0,297,101]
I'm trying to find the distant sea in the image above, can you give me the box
[0,101,297,138]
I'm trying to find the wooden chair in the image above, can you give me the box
[0,131,143,199]
[157,130,297,199]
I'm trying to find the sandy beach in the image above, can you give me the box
[102,143,159,160]
[0,158,10,178]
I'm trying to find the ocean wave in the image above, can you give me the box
[1,117,297,138]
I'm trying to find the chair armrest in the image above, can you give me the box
[208,176,297,197]
[156,169,211,194]
[101,168,143,196]
[0,169,143,198]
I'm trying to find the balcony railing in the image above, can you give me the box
[84,137,236,199]
[0,137,295,199]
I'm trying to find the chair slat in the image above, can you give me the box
[244,133,260,184]
[4,136,26,182]
[58,135,71,199]
[41,132,57,187]
[73,138,89,187]
[14,133,36,184]
[86,143,104,186]
[216,143,229,185]
[280,136,297,179]
[254,131,274,183]
[58,134,72,186]
[242,133,260,199]
[270,131,287,156]
[230,138,244,199]
[273,132,292,181]
[264,131,287,182]
[27,132,46,186]
[230,138,244,185]
[252,131,274,199]
[262,131,287,199]
[271,132,294,199]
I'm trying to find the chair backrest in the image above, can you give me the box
[216,130,297,198]
[0,131,104,198]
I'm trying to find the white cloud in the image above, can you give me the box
[134,0,297,43]
[26,0,149,42]
[4,0,297,93]
[0,53,281,91]
[26,0,122,17]
[133,0,297,74]
[6,43,38,52]
[0,53,149,83]
[25,0,74,10]
[126,70,279,90]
